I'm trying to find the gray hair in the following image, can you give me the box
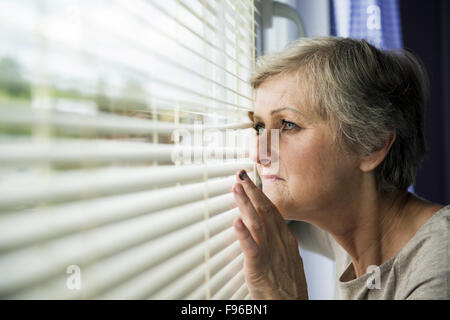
[250,37,428,193]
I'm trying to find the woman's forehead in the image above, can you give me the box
[253,74,312,119]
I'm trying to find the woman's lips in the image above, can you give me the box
[261,175,284,182]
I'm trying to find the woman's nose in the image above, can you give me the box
[250,130,276,166]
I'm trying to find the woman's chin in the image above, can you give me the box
[262,186,290,216]
[261,184,279,200]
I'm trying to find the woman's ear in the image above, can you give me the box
[359,131,396,172]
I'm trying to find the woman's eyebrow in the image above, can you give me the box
[270,107,304,117]
[249,107,305,122]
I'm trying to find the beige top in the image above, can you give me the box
[288,205,450,299]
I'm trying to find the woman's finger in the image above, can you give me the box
[234,172,288,252]
[236,170,286,228]
[233,183,266,245]
[233,217,261,265]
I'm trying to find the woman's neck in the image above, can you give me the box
[314,189,441,279]
[345,190,410,278]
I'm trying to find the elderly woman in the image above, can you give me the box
[231,37,449,300]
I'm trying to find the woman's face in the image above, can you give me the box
[251,73,362,221]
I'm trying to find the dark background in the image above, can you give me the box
[400,0,450,205]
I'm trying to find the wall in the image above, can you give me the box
[400,0,450,205]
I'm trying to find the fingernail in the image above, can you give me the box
[239,170,247,181]
[234,183,243,194]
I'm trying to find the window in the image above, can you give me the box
[0,0,257,299]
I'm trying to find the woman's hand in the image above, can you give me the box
[232,169,309,300]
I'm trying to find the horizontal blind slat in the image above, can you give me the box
[0,107,253,136]
[80,5,254,101]
[101,240,242,300]
[212,270,246,300]
[150,241,242,300]
[0,176,241,249]
[223,0,254,33]
[0,0,255,300]
[175,0,252,58]
[0,163,253,210]
[0,192,236,253]
[137,0,252,72]
[114,1,251,87]
[199,0,252,43]
[0,24,252,111]
[230,281,249,300]
[185,252,244,299]
[0,212,239,297]
[0,140,250,165]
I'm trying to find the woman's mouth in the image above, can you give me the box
[261,175,284,182]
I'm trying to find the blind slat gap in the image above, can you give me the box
[0,22,252,111]
[142,0,252,72]
[112,1,251,86]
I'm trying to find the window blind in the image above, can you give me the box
[0,0,259,300]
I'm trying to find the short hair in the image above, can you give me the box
[250,37,428,193]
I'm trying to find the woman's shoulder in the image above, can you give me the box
[400,198,449,248]
[401,203,449,258]
[395,204,449,299]
[413,203,449,235]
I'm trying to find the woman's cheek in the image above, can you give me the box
[285,152,326,201]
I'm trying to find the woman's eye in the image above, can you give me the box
[281,120,297,131]
[253,121,298,135]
